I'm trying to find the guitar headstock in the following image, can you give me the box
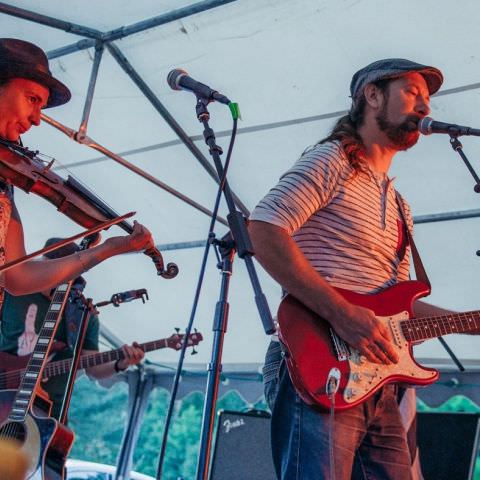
[166,331,204,351]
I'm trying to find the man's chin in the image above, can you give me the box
[6,132,20,142]
[392,131,419,151]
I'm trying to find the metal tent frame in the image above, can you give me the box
[3,1,480,478]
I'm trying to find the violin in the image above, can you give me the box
[0,139,178,279]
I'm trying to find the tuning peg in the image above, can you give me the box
[194,328,198,333]
[191,348,198,355]
[175,327,180,333]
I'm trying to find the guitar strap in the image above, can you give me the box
[395,191,431,289]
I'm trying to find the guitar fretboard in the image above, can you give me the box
[44,338,170,377]
[9,283,72,422]
[401,310,480,342]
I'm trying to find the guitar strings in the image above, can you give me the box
[0,337,182,384]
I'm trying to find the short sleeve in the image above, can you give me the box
[250,142,351,234]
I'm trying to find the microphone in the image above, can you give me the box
[95,289,149,308]
[167,69,231,105]
[418,117,480,137]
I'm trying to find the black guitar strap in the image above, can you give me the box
[395,191,431,289]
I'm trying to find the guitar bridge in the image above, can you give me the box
[330,328,350,361]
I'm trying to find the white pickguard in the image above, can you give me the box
[340,311,437,404]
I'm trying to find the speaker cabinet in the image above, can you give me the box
[210,410,276,480]
[417,412,480,480]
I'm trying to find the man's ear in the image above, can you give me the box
[363,83,384,110]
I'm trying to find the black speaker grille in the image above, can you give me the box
[210,410,276,480]
[418,412,480,480]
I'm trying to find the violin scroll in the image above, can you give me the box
[144,247,179,279]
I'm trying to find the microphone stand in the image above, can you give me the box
[192,96,274,480]
[154,95,273,480]
[431,132,480,373]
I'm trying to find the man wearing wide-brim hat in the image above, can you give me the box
[0,38,154,298]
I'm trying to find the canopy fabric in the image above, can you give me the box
[1,0,480,369]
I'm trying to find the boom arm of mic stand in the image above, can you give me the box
[198,110,274,335]
[449,134,480,192]
[226,210,275,334]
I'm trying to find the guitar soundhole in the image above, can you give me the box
[0,421,26,443]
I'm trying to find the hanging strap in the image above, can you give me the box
[395,191,431,288]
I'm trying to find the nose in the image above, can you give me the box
[29,106,42,126]
[415,94,430,117]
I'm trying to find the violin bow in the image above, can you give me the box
[0,212,135,274]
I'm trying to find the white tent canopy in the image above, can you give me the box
[4,1,480,477]
[2,0,480,368]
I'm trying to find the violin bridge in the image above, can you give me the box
[42,159,55,172]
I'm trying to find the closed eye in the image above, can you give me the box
[25,92,47,108]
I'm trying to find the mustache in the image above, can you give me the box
[400,115,422,133]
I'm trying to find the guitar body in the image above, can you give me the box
[0,390,74,479]
[278,280,439,411]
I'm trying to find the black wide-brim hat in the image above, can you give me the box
[0,38,71,108]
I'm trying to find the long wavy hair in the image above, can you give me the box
[319,78,391,172]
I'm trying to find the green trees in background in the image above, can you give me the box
[69,376,480,479]
[69,376,265,479]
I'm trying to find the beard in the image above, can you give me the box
[375,105,420,151]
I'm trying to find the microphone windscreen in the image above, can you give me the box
[167,68,188,91]
[418,117,433,135]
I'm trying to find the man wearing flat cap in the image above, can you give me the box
[0,38,154,298]
[249,59,452,479]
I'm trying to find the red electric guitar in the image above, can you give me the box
[278,280,479,411]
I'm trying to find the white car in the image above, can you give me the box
[66,459,155,480]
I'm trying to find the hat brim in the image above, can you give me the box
[382,67,443,96]
[0,62,71,108]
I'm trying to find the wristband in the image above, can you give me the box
[114,359,127,373]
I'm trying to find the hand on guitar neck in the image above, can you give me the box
[82,342,145,379]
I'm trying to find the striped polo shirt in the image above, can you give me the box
[250,141,412,294]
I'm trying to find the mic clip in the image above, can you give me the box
[95,288,149,308]
[111,288,149,307]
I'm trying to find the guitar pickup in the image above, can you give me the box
[330,329,350,361]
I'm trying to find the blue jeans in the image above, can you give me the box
[263,341,412,480]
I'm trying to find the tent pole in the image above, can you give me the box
[115,368,154,480]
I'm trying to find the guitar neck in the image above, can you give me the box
[44,338,169,377]
[401,310,480,342]
[9,283,72,422]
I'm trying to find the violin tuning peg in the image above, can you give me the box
[191,348,198,355]
[175,327,180,333]
[194,328,198,333]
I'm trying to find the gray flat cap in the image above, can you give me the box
[350,58,443,106]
